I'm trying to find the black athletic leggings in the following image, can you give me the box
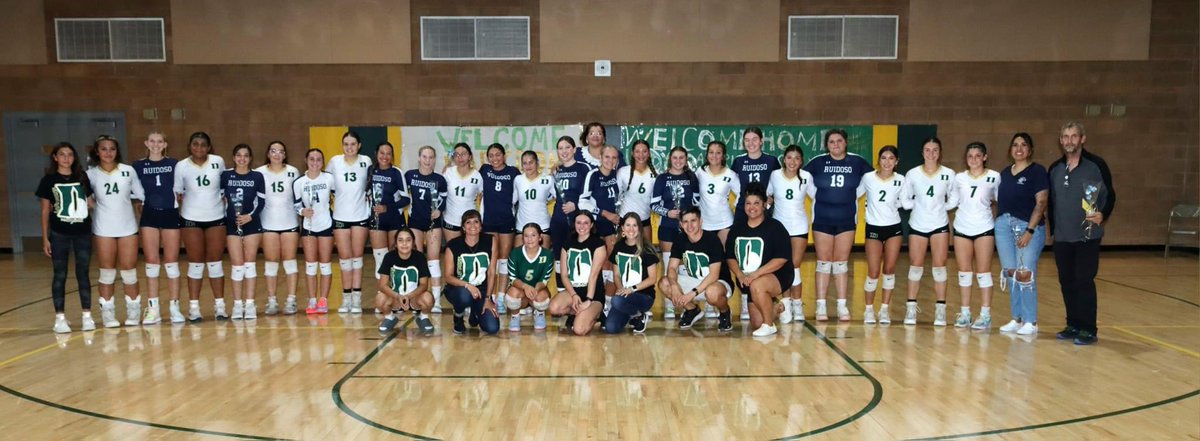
[49,230,93,313]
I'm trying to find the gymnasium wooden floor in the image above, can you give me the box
[0,251,1196,440]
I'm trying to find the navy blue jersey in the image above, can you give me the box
[220,169,266,222]
[731,153,780,212]
[133,157,179,210]
[581,168,621,218]
[803,153,873,226]
[651,171,699,231]
[369,166,410,217]
[404,169,448,227]
[551,162,592,223]
[480,165,520,228]
[574,147,626,171]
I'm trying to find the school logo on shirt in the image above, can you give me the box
[615,252,643,288]
[566,248,593,287]
[456,252,490,286]
[52,183,89,223]
[389,265,421,294]
[735,237,764,272]
[682,250,711,278]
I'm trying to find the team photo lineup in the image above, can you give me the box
[39,121,1115,343]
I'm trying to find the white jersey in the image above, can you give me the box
[326,154,372,222]
[292,172,335,232]
[174,155,226,222]
[444,167,483,228]
[903,165,959,232]
[766,169,814,236]
[255,164,301,231]
[857,171,908,227]
[952,169,1000,236]
[87,164,144,237]
[695,166,740,231]
[615,166,655,222]
[514,172,555,230]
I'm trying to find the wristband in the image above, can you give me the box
[1025,228,1035,235]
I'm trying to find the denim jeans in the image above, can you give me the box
[445,285,500,334]
[50,230,93,313]
[994,213,1045,324]
[603,293,654,334]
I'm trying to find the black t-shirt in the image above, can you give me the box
[446,235,493,287]
[608,241,660,299]
[671,230,731,283]
[36,173,93,236]
[377,249,431,295]
[561,234,607,300]
[725,217,793,286]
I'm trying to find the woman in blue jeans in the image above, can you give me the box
[604,213,659,334]
[442,210,500,335]
[38,142,96,333]
[995,133,1049,336]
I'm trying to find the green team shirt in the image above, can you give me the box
[507,246,554,287]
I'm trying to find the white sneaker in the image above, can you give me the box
[752,324,777,337]
[125,299,141,326]
[954,311,972,328]
[350,292,363,314]
[664,302,676,319]
[214,300,228,320]
[509,314,521,332]
[933,303,947,326]
[534,311,547,330]
[337,294,351,313]
[816,301,829,321]
[779,300,793,324]
[231,301,244,320]
[521,307,531,316]
[431,302,443,314]
[244,302,257,320]
[53,316,71,334]
[878,306,891,325]
[283,296,298,315]
[837,304,851,321]
[188,303,203,322]
[81,313,96,331]
[740,298,750,321]
[971,314,991,331]
[264,298,279,315]
[142,305,161,325]
[705,303,717,318]
[1016,322,1038,335]
[903,302,919,325]
[101,302,120,328]
[863,308,876,324]
[999,320,1021,333]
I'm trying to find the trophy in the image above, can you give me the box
[1081,182,1105,240]
[672,185,684,216]
[371,182,383,230]
[554,179,566,214]
[233,196,244,237]
[1010,219,1034,290]
[431,190,443,222]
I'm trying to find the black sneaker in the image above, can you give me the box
[468,310,480,328]
[630,313,647,334]
[453,314,466,334]
[416,315,435,335]
[564,315,576,330]
[378,316,400,334]
[717,310,733,332]
[1055,326,1079,340]
[678,307,703,329]
[1073,330,1098,345]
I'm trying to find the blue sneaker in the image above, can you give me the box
[378,315,400,333]
[416,314,435,335]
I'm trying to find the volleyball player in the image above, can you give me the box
[513,150,555,248]
[548,210,608,336]
[255,141,300,315]
[174,132,227,321]
[327,131,373,314]
[376,228,435,335]
[579,145,622,312]
[765,144,813,324]
[550,136,591,288]
[134,132,183,324]
[726,185,794,337]
[615,140,656,246]
[87,135,145,328]
[659,207,734,331]
[857,146,908,324]
[504,223,555,331]
[404,145,448,313]
[368,142,410,287]
[902,137,959,326]
[480,143,519,314]
[40,142,95,333]
[952,142,1001,330]
[293,149,336,314]
[731,127,780,320]
[603,213,659,334]
[651,146,699,320]
[442,210,499,335]
[220,144,266,320]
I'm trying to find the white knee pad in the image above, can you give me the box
[120,269,138,285]
[864,277,879,293]
[243,262,257,279]
[976,272,994,288]
[351,257,364,270]
[188,263,205,280]
[164,262,181,279]
[339,259,353,273]
[305,261,319,276]
[497,259,508,276]
[372,248,388,263]
[816,260,832,274]
[230,265,245,282]
[98,268,117,285]
[264,261,280,277]
[907,266,924,281]
[602,270,614,284]
[792,268,801,287]
[283,259,299,275]
[427,260,442,278]
[320,262,333,276]
[958,271,974,287]
[532,298,550,311]
[145,263,161,278]
[207,262,224,278]
[882,274,896,290]
[931,267,948,283]
[832,261,848,275]
[505,295,523,311]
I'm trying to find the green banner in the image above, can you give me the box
[619,125,873,169]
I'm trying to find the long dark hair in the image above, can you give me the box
[89,135,123,168]
[46,142,88,185]
[619,212,656,258]
[627,139,657,188]
[265,140,288,166]
[569,209,596,242]
[703,141,727,171]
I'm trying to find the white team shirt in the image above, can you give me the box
[695,166,740,231]
[326,154,372,222]
[766,169,814,236]
[444,167,483,228]
[857,171,908,227]
[174,154,226,222]
[256,164,301,231]
[292,172,335,232]
[952,169,1000,236]
[615,166,655,222]
[87,164,144,237]
[514,172,555,230]
[903,165,959,232]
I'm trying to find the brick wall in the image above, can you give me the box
[0,0,1194,248]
